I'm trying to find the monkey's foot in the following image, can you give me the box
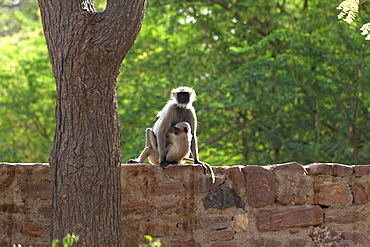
[159,160,170,168]
[168,161,180,165]
[126,159,140,164]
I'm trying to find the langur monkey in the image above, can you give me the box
[127,122,193,165]
[128,86,215,182]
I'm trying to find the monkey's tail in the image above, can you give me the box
[208,165,215,183]
[201,162,215,183]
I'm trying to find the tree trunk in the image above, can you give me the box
[37,0,146,245]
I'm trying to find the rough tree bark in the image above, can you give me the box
[37,0,146,245]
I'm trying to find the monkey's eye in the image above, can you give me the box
[184,127,188,133]
[174,127,179,134]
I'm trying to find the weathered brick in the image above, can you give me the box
[233,213,249,233]
[223,166,245,194]
[275,180,294,205]
[0,215,22,235]
[164,163,221,188]
[324,209,361,224]
[0,239,10,247]
[294,177,312,205]
[0,218,8,235]
[121,163,156,179]
[203,184,245,210]
[121,218,143,229]
[287,238,309,247]
[342,231,370,247]
[149,181,186,196]
[31,164,50,174]
[332,164,353,176]
[121,218,146,245]
[256,206,323,231]
[169,240,196,247]
[311,225,348,246]
[0,204,22,213]
[0,164,16,190]
[246,237,283,247]
[288,228,299,234]
[308,163,353,176]
[121,164,157,199]
[122,236,138,247]
[353,165,370,176]
[38,206,51,218]
[178,216,230,231]
[207,229,234,241]
[122,200,153,216]
[14,163,33,174]
[164,164,203,181]
[208,241,237,247]
[353,181,368,204]
[308,163,333,175]
[145,222,176,237]
[242,166,276,208]
[273,162,305,173]
[30,243,49,247]
[314,182,353,206]
[20,180,51,200]
[158,200,195,216]
[183,176,224,195]
[22,224,47,237]
[273,162,312,205]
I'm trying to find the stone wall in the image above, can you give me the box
[1,162,370,247]
[0,163,51,247]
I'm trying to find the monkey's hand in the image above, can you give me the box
[195,160,215,183]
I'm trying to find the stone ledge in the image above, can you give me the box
[1,162,370,247]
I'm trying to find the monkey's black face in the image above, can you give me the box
[177,92,190,104]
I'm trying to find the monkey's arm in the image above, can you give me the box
[156,128,169,168]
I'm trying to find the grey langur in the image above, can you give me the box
[127,86,214,182]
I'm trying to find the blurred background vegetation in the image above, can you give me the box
[1,0,369,166]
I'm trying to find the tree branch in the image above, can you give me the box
[209,0,230,10]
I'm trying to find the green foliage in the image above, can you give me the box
[52,233,79,247]
[1,0,370,166]
[0,0,40,36]
[0,5,54,162]
[139,235,162,247]
[93,0,107,12]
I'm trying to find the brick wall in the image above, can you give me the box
[1,162,370,247]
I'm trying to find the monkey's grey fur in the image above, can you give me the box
[127,86,215,182]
